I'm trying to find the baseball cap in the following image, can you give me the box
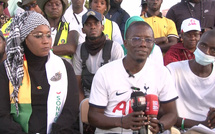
[82,9,102,25]
[181,18,201,33]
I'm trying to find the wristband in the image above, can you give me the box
[181,118,185,130]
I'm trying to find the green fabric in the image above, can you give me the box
[124,16,144,40]
[11,104,32,133]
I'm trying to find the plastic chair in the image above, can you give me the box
[79,98,89,134]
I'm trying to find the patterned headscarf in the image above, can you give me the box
[4,11,50,116]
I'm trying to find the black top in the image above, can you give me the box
[166,0,215,35]
[0,45,79,134]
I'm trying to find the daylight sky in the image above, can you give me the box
[121,0,181,16]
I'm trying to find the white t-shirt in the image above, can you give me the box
[73,41,124,75]
[167,60,215,121]
[149,44,164,66]
[89,58,178,133]
[63,5,88,44]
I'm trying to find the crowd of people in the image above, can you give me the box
[0,0,215,133]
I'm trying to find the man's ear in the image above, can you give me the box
[82,27,86,34]
[124,39,128,49]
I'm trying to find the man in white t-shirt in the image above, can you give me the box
[88,21,178,134]
[63,0,87,44]
[73,10,124,104]
[167,30,215,131]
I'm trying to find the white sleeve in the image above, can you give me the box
[158,66,178,102]
[110,41,125,61]
[112,21,124,45]
[72,44,82,75]
[89,67,108,107]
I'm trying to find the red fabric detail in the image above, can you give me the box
[164,42,195,66]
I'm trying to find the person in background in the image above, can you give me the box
[164,18,201,66]
[88,21,178,134]
[89,0,123,45]
[63,0,87,44]
[141,0,178,53]
[0,0,9,28]
[123,16,163,65]
[0,11,79,134]
[37,0,79,64]
[73,9,124,104]
[1,0,44,39]
[0,30,6,62]
[166,0,215,36]
[167,30,215,132]
[140,0,147,16]
[105,0,130,38]
[17,0,44,15]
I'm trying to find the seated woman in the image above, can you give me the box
[0,11,79,134]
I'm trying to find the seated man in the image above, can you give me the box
[164,18,201,66]
[88,21,178,134]
[167,30,215,131]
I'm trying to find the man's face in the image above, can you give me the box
[110,0,122,8]
[44,0,63,19]
[124,24,154,63]
[182,30,201,52]
[72,0,84,8]
[146,0,162,12]
[197,32,215,57]
[82,16,104,40]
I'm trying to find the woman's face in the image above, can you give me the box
[44,0,63,19]
[25,25,52,57]
[90,0,107,15]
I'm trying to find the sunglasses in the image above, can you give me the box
[24,3,37,11]
[29,33,51,39]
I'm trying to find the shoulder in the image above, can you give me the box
[166,60,188,71]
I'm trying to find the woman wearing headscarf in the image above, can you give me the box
[37,0,79,64]
[0,11,79,134]
[89,0,124,45]
[124,16,164,66]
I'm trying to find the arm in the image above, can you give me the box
[88,105,147,131]
[76,75,85,104]
[156,36,178,53]
[149,100,177,133]
[0,63,26,134]
[53,30,79,56]
[175,107,215,129]
[51,60,79,133]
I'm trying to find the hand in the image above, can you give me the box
[207,107,215,128]
[148,118,160,134]
[122,111,148,131]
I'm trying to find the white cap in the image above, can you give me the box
[181,18,201,33]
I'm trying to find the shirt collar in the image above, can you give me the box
[145,12,163,18]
